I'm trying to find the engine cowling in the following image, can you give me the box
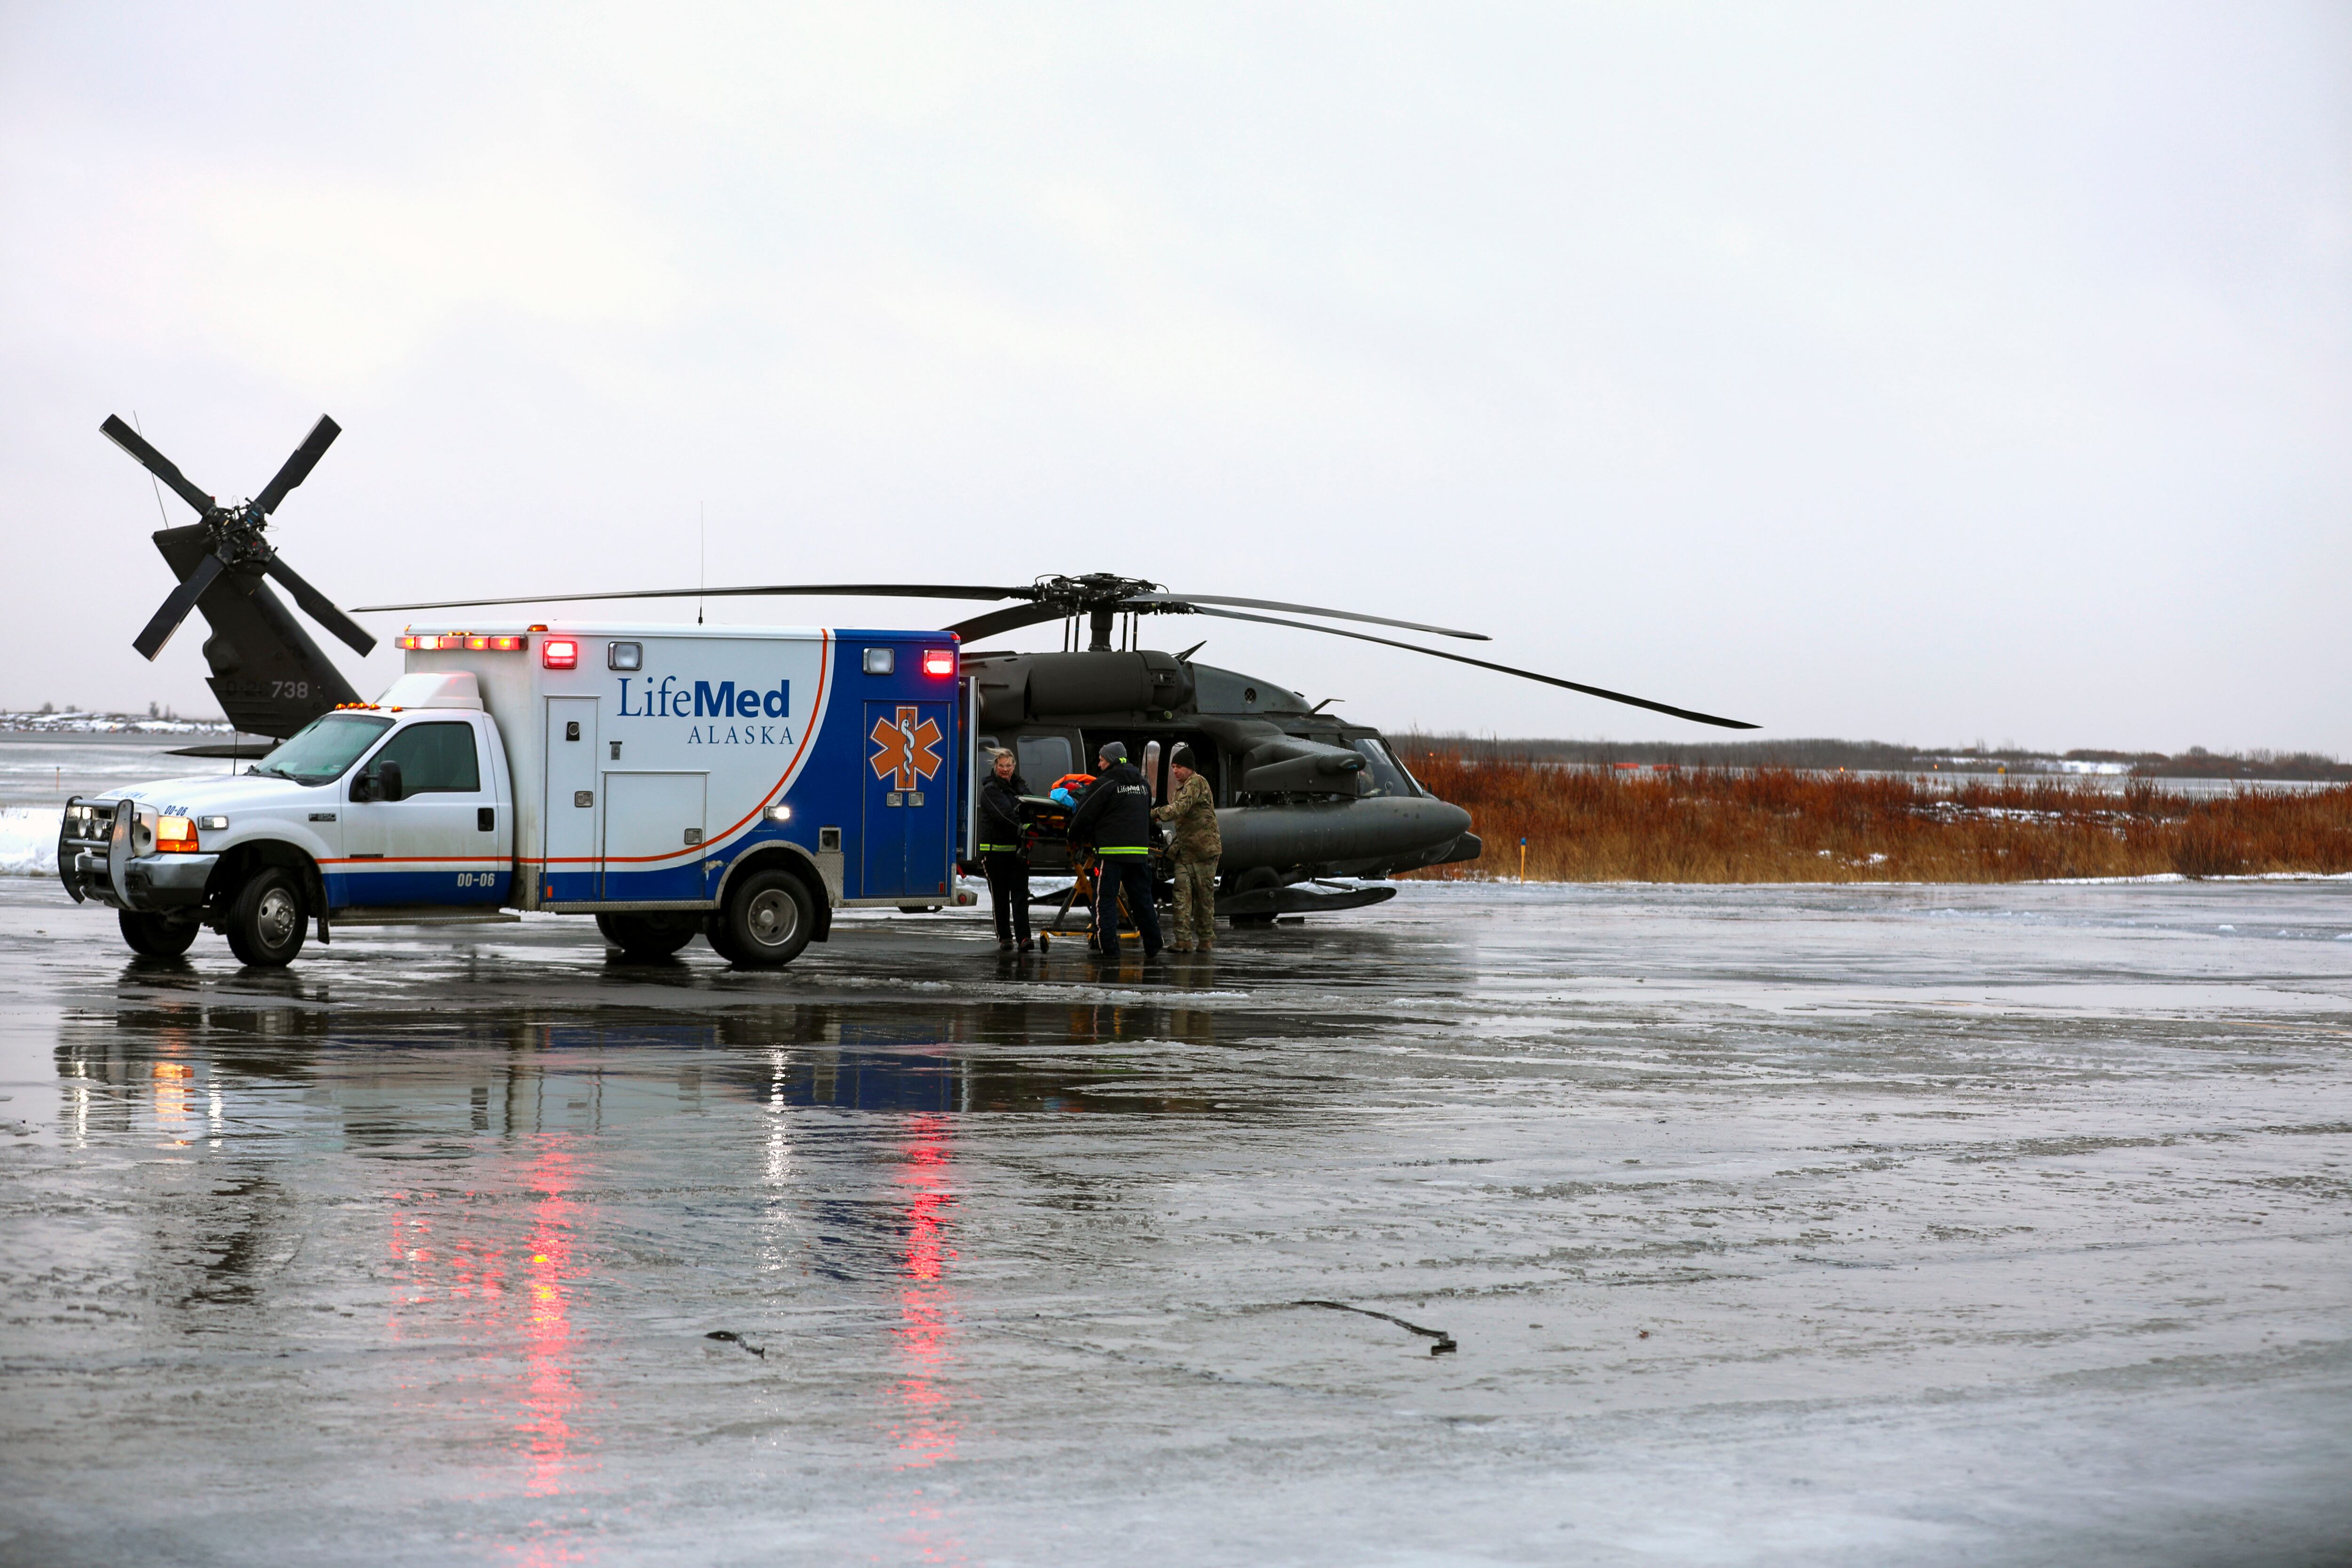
[989,651,1194,721]
[1239,737,1365,796]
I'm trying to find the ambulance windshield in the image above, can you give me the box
[252,714,395,785]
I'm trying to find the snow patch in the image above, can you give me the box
[0,808,56,877]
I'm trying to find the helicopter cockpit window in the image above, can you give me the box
[1351,738,1417,797]
[1016,734,1073,788]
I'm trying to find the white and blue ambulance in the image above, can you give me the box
[57,624,976,967]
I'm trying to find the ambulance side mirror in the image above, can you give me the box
[370,760,405,803]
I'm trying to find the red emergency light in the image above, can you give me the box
[542,637,580,669]
[921,647,955,678]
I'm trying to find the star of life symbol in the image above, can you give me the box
[869,705,944,790]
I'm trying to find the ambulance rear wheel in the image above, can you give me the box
[595,912,698,960]
[119,909,199,958]
[715,871,814,968]
[225,868,307,967]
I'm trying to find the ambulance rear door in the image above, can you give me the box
[860,698,953,901]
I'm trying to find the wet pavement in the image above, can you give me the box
[1,876,2348,1566]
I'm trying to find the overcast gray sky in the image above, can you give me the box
[3,3,2345,751]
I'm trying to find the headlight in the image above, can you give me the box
[157,816,200,852]
[129,808,156,855]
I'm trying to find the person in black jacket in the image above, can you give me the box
[976,749,1033,952]
[1066,740,1162,958]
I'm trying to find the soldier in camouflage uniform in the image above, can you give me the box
[1152,744,1221,952]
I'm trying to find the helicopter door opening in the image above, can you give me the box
[1150,731,1226,804]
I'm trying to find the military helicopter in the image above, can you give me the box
[357,573,1756,922]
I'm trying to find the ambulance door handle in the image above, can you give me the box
[566,721,580,741]
[574,790,593,808]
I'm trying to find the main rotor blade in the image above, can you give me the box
[100,415,215,515]
[1176,604,1758,729]
[352,582,1033,613]
[250,414,341,517]
[264,556,377,656]
[133,551,228,661]
[1137,592,1489,642]
[946,603,1069,642]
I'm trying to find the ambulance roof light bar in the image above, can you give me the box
[397,633,524,652]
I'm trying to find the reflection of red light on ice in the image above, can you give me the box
[519,1147,581,1498]
[891,1114,961,1475]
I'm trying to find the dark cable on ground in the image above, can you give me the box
[1293,1299,1457,1355]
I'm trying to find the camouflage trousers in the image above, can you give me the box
[1169,856,1218,947]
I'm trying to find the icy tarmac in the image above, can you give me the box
[1,876,2348,1567]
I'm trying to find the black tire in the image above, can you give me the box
[703,912,747,965]
[595,911,699,959]
[715,870,816,968]
[225,867,307,967]
[118,909,199,958]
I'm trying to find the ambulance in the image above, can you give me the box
[56,624,975,967]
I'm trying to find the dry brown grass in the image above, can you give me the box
[1401,756,2352,883]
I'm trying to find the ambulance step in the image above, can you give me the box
[325,909,524,927]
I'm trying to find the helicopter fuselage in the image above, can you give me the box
[964,647,1480,901]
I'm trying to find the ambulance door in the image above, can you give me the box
[342,718,502,906]
[600,772,706,900]
[861,699,953,901]
[542,698,600,901]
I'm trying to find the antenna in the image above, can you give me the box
[698,502,705,625]
[132,412,171,529]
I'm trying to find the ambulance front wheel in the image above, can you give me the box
[713,870,815,968]
[119,909,199,959]
[225,867,307,967]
